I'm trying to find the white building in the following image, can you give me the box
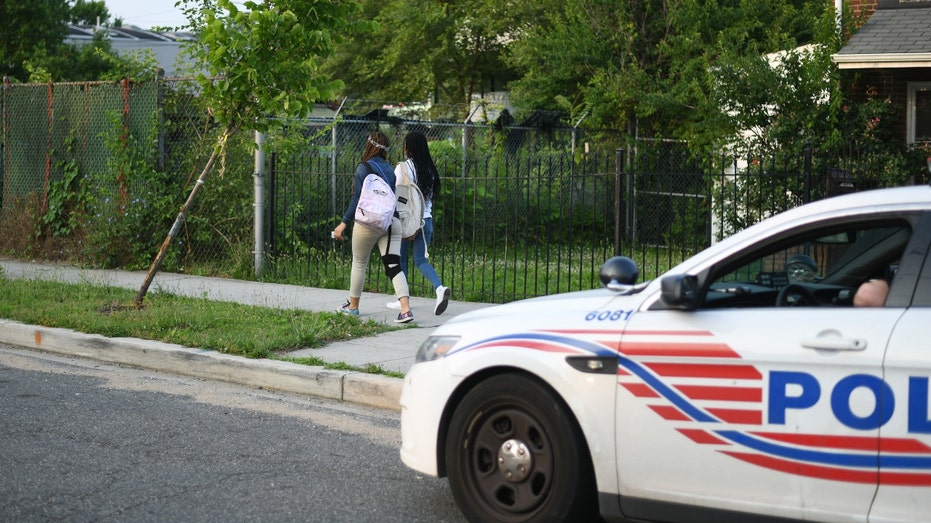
[65,24,196,77]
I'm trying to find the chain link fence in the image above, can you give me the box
[1,75,256,273]
[3,76,924,303]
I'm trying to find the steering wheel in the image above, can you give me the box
[777,283,819,307]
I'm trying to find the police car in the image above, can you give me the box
[400,185,931,523]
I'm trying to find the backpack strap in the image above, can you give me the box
[365,160,395,192]
[399,161,411,186]
[363,161,376,179]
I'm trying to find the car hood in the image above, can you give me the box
[436,287,652,340]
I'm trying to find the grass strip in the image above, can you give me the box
[0,275,397,375]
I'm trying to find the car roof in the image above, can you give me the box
[667,186,931,276]
[738,185,929,235]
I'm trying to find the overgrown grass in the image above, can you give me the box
[0,273,398,375]
[260,242,692,304]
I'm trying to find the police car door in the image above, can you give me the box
[615,219,911,522]
[868,214,931,523]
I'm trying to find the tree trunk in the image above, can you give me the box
[133,125,234,306]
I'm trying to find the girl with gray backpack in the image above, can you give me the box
[386,132,451,315]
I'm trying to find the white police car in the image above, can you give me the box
[400,185,931,523]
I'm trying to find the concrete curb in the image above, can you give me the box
[0,319,403,411]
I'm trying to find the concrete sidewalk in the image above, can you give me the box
[0,259,492,411]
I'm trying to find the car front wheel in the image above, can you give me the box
[444,373,597,522]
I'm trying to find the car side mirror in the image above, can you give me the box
[660,274,699,309]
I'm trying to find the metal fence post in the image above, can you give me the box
[1,76,8,210]
[571,111,589,178]
[803,143,812,204]
[254,130,266,277]
[615,148,625,256]
[156,69,165,172]
[331,97,347,220]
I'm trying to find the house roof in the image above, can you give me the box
[833,3,931,69]
[67,24,196,43]
[65,25,196,77]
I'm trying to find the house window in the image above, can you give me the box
[908,82,931,144]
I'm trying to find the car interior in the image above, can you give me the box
[700,220,912,309]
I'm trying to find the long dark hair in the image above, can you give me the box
[404,132,439,201]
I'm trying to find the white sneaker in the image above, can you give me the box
[434,286,451,315]
[386,300,401,310]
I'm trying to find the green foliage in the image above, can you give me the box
[36,137,89,239]
[20,28,157,82]
[710,40,840,155]
[2,0,146,82]
[80,112,181,270]
[265,117,333,157]
[700,9,927,243]
[430,138,463,176]
[323,0,524,116]
[0,0,70,81]
[186,0,363,133]
[97,47,161,82]
[663,194,710,251]
[126,0,368,299]
[429,131,616,250]
[69,0,110,26]
[831,89,918,186]
[709,161,807,241]
[506,0,614,121]
[506,0,829,138]
[0,276,392,360]
[182,129,255,264]
[24,60,54,84]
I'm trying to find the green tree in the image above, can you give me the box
[2,0,150,82]
[24,32,130,82]
[324,0,525,117]
[658,0,830,144]
[135,0,366,304]
[506,0,827,138]
[0,0,70,81]
[505,0,630,124]
[69,0,110,25]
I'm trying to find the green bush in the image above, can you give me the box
[81,111,181,270]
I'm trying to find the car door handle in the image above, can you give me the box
[801,337,867,351]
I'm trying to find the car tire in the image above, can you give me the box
[444,373,597,523]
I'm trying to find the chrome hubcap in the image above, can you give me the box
[497,438,533,482]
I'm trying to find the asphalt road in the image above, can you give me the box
[0,345,466,523]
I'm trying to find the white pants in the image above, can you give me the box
[349,217,409,301]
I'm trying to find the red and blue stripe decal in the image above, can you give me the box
[448,328,931,486]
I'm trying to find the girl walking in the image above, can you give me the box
[386,132,451,315]
[333,131,414,323]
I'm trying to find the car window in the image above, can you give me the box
[913,252,931,306]
[700,221,911,309]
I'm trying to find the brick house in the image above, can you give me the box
[833,0,931,146]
